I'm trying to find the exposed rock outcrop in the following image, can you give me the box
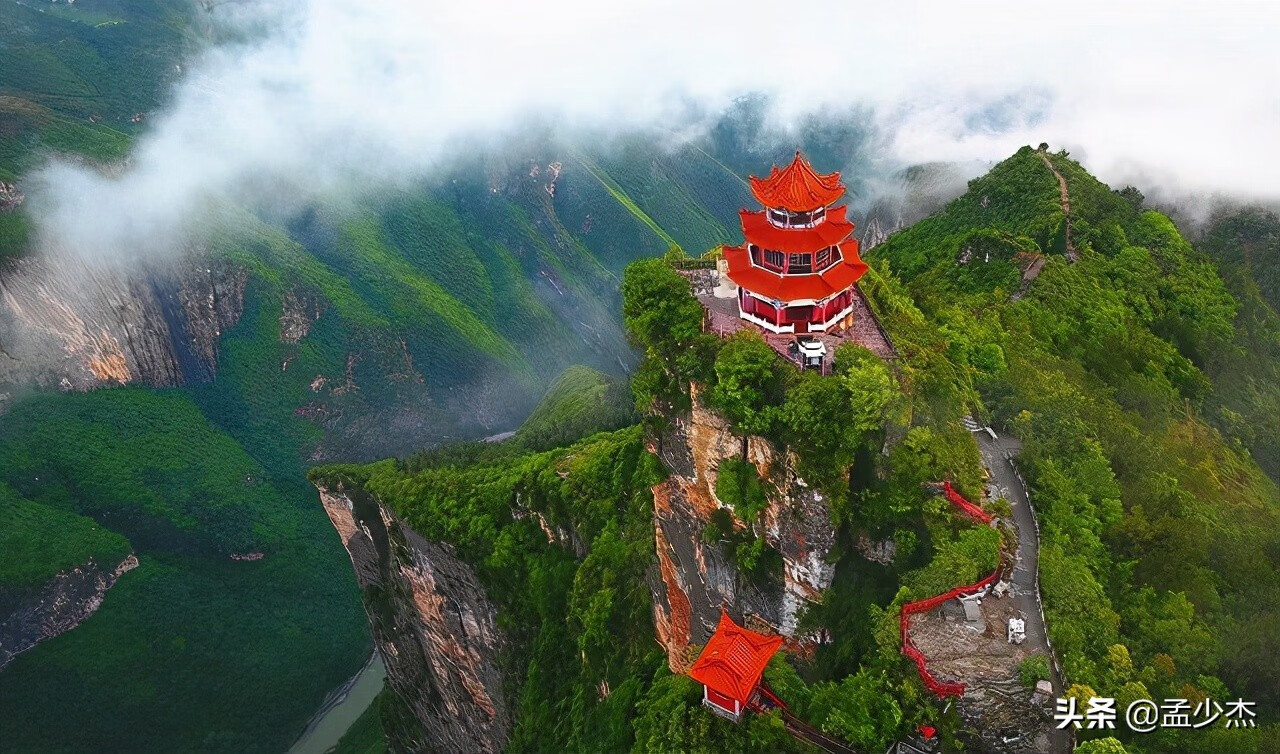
[0,257,246,389]
[279,287,326,344]
[648,387,835,668]
[0,181,24,213]
[317,484,510,754]
[0,553,138,670]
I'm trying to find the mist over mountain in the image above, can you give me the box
[22,0,1280,262]
[4,1,1280,752]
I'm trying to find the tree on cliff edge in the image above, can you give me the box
[622,259,709,413]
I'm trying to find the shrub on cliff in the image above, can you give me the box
[714,457,769,523]
[622,259,719,414]
[707,330,786,438]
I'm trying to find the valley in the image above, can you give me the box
[2,2,1279,752]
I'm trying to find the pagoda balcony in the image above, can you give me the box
[749,245,843,275]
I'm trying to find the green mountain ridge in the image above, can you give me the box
[315,146,1280,753]
[0,19,888,746]
[4,10,1279,749]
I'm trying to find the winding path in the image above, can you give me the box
[970,422,1072,753]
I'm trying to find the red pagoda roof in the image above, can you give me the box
[689,611,784,704]
[723,239,868,303]
[740,205,854,253]
[749,152,845,212]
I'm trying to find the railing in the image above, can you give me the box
[899,476,1004,698]
[900,562,1005,697]
[942,480,994,524]
[669,257,717,270]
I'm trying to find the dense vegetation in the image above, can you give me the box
[313,425,669,752]
[620,250,992,753]
[0,389,369,751]
[866,147,1280,752]
[0,483,130,588]
[0,0,192,258]
[5,13,1279,747]
[0,12,790,748]
[322,147,1280,753]
[1196,208,1280,482]
[513,364,636,452]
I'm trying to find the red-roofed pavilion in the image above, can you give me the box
[689,610,784,721]
[723,152,869,335]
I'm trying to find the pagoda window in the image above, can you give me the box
[786,305,814,322]
[767,207,827,228]
[816,245,842,271]
[787,253,812,274]
[760,249,785,271]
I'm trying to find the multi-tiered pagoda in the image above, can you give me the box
[722,152,869,334]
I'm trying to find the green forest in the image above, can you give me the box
[316,148,1280,753]
[3,3,1280,749]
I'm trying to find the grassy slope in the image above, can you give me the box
[514,364,636,452]
[0,483,131,588]
[0,389,369,752]
[0,0,188,257]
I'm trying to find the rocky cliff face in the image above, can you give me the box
[0,256,245,392]
[313,390,839,743]
[0,553,138,670]
[317,483,510,754]
[648,387,835,670]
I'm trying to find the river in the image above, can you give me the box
[288,652,386,754]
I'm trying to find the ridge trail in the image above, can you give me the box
[1037,151,1078,262]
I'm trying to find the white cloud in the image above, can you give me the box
[27,0,1280,256]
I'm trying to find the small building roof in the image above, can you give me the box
[749,152,845,212]
[689,610,784,705]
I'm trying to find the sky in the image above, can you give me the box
[27,0,1280,256]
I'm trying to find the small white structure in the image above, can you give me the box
[1007,617,1026,644]
[792,338,827,369]
[712,258,738,299]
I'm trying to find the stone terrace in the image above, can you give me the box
[691,277,896,373]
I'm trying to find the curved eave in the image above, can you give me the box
[740,206,854,253]
[723,239,868,302]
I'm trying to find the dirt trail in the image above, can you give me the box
[1037,151,1078,262]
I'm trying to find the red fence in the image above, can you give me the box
[942,480,993,524]
[900,566,1002,697]
[899,479,1001,697]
